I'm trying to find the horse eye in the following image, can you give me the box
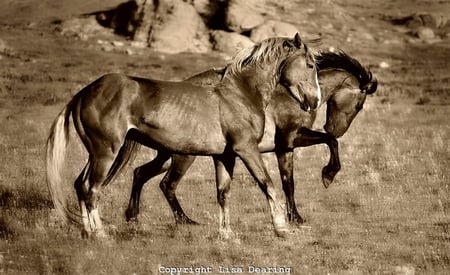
[307,63,314,69]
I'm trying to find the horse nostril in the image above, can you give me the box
[299,100,310,112]
[306,95,319,111]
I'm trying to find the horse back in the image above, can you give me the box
[130,76,227,154]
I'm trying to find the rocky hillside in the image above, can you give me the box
[4,0,446,58]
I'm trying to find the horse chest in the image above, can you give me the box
[219,97,266,140]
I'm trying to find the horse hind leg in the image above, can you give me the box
[80,156,113,238]
[83,142,128,238]
[74,159,93,239]
[73,157,110,239]
[160,154,197,225]
[276,150,304,224]
[125,151,171,222]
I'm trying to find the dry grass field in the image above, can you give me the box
[0,0,449,274]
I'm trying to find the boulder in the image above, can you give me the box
[225,0,265,33]
[192,0,227,29]
[150,0,212,54]
[133,0,156,46]
[94,0,142,37]
[211,30,254,57]
[390,12,449,30]
[250,20,298,42]
[410,13,448,29]
[416,27,435,41]
[58,16,114,40]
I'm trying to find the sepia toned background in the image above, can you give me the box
[0,0,449,274]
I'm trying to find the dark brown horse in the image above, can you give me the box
[46,34,321,238]
[124,50,377,227]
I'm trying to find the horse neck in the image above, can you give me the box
[226,61,282,107]
[318,69,354,105]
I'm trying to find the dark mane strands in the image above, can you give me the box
[316,51,373,89]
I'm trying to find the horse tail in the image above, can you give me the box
[45,94,81,224]
[102,134,141,187]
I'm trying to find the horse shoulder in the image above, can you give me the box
[269,87,315,144]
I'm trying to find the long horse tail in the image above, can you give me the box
[45,94,81,224]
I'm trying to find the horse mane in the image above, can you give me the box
[315,50,374,90]
[227,36,314,77]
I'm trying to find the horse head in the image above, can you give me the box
[324,71,378,138]
[280,34,321,112]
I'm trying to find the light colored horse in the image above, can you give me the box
[46,34,321,239]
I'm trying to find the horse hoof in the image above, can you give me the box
[176,217,199,225]
[321,166,337,188]
[95,229,108,239]
[322,176,332,189]
[81,229,91,239]
[288,214,305,225]
[275,227,289,238]
[274,224,290,238]
[125,208,139,222]
[219,228,238,242]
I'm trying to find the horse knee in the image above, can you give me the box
[217,183,231,205]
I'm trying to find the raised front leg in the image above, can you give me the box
[276,150,304,224]
[125,151,171,222]
[294,127,341,188]
[160,155,198,224]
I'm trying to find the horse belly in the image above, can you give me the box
[138,99,226,154]
[145,121,226,154]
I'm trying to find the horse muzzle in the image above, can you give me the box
[287,84,320,113]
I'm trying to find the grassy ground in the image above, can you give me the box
[1,1,450,274]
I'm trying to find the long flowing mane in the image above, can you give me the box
[316,50,374,90]
[227,37,315,77]
[228,37,289,76]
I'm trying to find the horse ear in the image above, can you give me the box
[293,33,302,48]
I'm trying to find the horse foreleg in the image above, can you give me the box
[125,151,171,222]
[213,154,235,240]
[275,150,304,224]
[294,127,340,188]
[233,142,288,238]
[160,154,197,224]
